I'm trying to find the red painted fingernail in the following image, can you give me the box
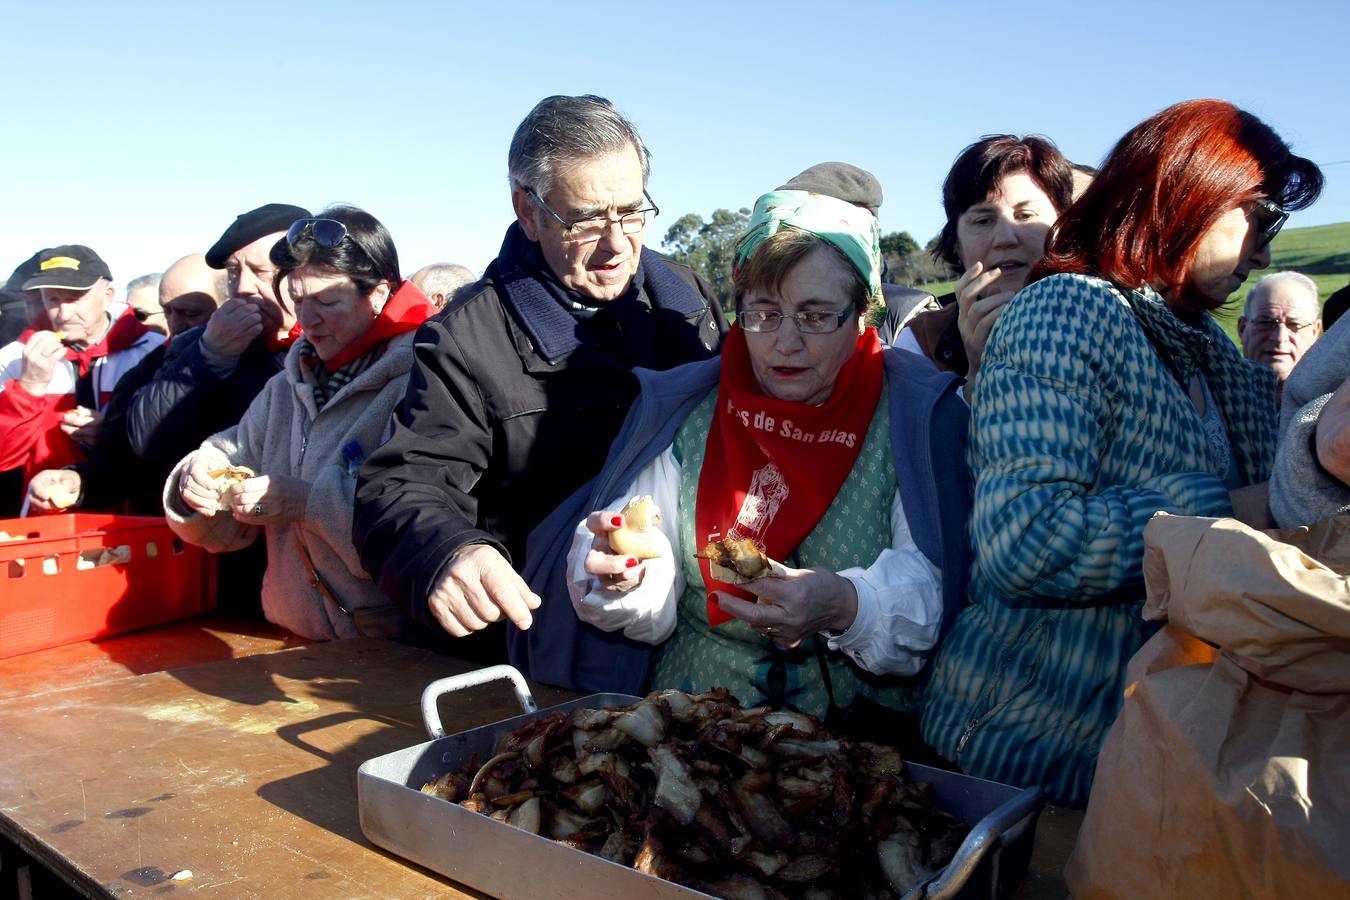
[625,558,638,568]
[611,516,623,527]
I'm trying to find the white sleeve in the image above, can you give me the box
[826,488,943,676]
[565,447,685,645]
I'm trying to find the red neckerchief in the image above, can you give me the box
[696,325,884,626]
[63,309,150,377]
[262,321,304,353]
[311,281,434,371]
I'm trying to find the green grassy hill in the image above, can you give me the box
[1236,220,1350,301]
[1220,221,1347,343]
[901,221,1350,346]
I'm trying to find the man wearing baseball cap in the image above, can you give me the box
[0,245,163,507]
[126,203,310,468]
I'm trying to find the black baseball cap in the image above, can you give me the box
[22,245,114,291]
[206,203,312,269]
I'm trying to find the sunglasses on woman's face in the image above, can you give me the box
[1249,199,1288,251]
[286,218,350,249]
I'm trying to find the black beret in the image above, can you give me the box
[205,203,312,269]
[779,162,883,218]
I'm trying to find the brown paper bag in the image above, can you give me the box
[1065,514,1350,900]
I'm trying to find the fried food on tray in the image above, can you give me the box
[422,689,966,898]
[696,538,787,584]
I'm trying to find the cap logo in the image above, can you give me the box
[40,256,81,271]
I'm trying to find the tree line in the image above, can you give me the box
[662,209,957,304]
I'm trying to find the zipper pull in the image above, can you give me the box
[957,717,979,753]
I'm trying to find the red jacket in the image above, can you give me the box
[0,310,164,485]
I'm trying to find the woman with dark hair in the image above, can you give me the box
[165,205,435,640]
[899,135,1073,383]
[517,189,971,723]
[921,100,1323,807]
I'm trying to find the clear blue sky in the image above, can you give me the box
[3,0,1347,290]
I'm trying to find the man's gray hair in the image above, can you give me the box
[125,272,162,297]
[1244,270,1320,317]
[508,94,651,199]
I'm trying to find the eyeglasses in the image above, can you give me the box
[131,308,164,323]
[1249,198,1288,251]
[1249,316,1317,334]
[737,308,856,334]
[287,218,350,249]
[528,190,659,243]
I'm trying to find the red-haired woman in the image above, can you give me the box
[921,100,1322,807]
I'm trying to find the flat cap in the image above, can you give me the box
[778,162,883,218]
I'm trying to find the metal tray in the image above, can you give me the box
[358,666,1043,900]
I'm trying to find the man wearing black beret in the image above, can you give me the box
[125,204,309,617]
[127,203,310,468]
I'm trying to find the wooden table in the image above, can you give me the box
[0,619,575,898]
[0,617,1079,898]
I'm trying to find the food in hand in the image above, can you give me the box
[607,495,662,560]
[422,688,967,897]
[63,405,95,426]
[207,464,256,511]
[46,485,79,509]
[52,330,66,341]
[697,538,787,584]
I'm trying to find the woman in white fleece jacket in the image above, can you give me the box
[165,206,434,640]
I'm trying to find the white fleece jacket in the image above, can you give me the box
[164,335,415,640]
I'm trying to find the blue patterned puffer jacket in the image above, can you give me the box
[921,273,1276,807]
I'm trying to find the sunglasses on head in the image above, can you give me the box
[286,218,350,249]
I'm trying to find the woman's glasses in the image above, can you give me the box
[286,218,350,249]
[1249,199,1288,251]
[738,308,855,334]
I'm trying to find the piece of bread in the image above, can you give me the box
[208,465,255,511]
[696,539,788,585]
[47,485,79,510]
[608,495,662,560]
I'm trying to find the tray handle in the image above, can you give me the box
[420,664,539,739]
[906,785,1044,900]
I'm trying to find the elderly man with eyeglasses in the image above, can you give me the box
[1238,270,1323,403]
[355,94,727,662]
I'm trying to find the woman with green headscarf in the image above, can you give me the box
[518,189,971,720]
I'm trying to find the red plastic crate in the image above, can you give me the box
[0,513,217,658]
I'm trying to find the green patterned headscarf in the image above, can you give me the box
[733,189,882,304]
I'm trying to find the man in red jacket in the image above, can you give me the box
[0,245,162,508]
